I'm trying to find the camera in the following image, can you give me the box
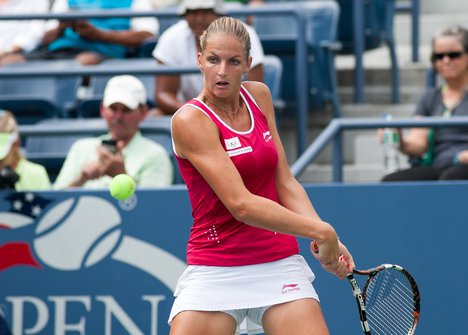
[0,166,20,190]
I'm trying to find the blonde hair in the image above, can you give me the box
[0,110,22,165]
[199,17,251,60]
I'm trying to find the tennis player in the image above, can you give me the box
[170,17,354,335]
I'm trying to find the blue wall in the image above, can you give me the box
[0,182,467,334]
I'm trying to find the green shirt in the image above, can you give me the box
[53,132,174,189]
[15,158,51,191]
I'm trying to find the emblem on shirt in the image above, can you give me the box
[224,136,253,157]
[263,131,272,143]
[225,137,241,150]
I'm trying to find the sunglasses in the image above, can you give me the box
[431,51,465,62]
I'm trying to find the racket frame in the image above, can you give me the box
[310,241,420,335]
[355,264,421,335]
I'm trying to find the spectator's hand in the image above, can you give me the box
[58,20,74,30]
[73,20,100,40]
[97,145,126,177]
[81,161,102,181]
[0,48,25,66]
[377,127,403,144]
[377,128,384,142]
[457,150,468,164]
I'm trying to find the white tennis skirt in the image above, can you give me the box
[168,254,319,334]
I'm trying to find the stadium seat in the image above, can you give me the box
[336,0,400,103]
[23,119,104,181]
[256,1,341,117]
[135,37,158,58]
[262,55,285,113]
[0,60,82,124]
[76,58,157,118]
[143,116,183,184]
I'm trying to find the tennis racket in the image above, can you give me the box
[311,241,420,335]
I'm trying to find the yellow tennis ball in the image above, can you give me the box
[109,174,135,200]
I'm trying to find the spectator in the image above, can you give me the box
[53,75,173,189]
[36,0,158,65]
[0,0,49,66]
[0,110,51,191]
[151,0,265,116]
[382,25,468,182]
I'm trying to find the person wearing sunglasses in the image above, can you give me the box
[380,24,468,182]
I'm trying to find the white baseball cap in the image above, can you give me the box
[103,75,147,109]
[0,132,18,160]
[0,110,19,160]
[178,0,226,16]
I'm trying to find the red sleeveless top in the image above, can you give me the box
[174,85,299,266]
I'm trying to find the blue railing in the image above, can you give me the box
[291,116,468,182]
[395,0,420,62]
[350,0,420,103]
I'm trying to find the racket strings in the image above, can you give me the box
[364,269,417,334]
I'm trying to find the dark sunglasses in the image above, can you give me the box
[431,51,465,62]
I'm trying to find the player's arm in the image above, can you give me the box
[172,99,338,265]
[243,81,353,274]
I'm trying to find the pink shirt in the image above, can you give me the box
[174,85,299,266]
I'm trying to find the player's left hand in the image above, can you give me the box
[339,242,355,271]
[312,240,355,280]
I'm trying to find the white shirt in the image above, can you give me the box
[152,19,265,102]
[47,0,159,34]
[0,0,49,53]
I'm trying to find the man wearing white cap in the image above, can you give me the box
[54,75,174,189]
[151,0,265,115]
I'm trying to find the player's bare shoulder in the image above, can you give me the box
[242,81,274,115]
[172,100,219,158]
[172,101,208,130]
[242,80,270,98]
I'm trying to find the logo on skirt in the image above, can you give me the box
[281,283,300,294]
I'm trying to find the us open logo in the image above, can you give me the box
[0,192,186,335]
